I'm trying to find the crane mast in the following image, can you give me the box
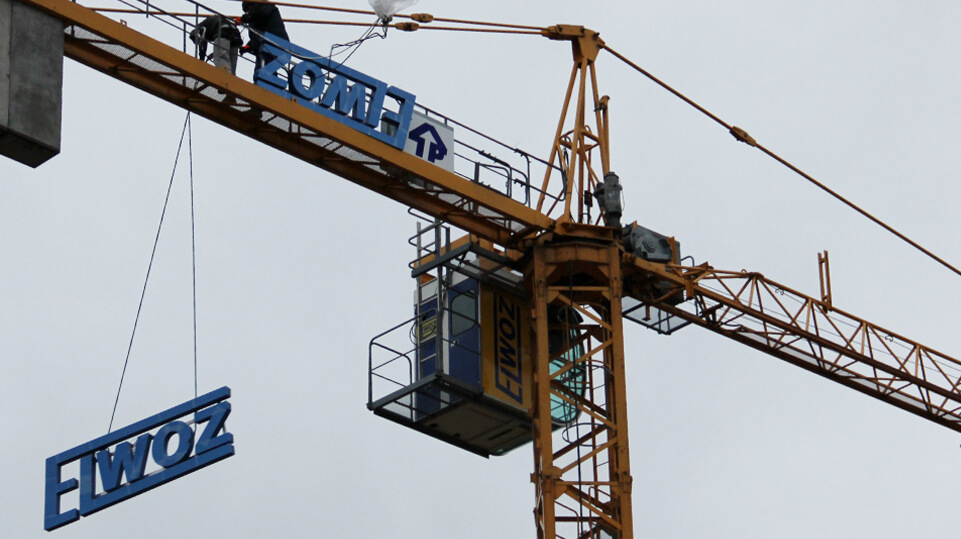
[529,237,633,538]
[527,25,632,538]
[13,1,961,537]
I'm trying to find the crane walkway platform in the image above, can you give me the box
[27,0,555,246]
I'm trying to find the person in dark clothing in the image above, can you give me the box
[189,15,243,75]
[239,1,289,71]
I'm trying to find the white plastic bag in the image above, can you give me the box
[368,0,419,19]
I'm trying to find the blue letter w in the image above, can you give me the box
[96,433,151,492]
[320,75,368,123]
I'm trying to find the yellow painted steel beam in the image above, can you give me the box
[530,241,633,539]
[23,0,555,246]
[536,26,609,226]
[622,254,961,434]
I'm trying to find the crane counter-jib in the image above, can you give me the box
[21,0,555,246]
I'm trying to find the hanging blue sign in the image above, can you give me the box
[254,34,416,150]
[43,387,234,531]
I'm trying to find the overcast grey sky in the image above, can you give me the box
[4,1,961,537]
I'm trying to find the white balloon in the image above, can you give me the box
[367,0,420,19]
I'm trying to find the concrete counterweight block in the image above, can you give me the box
[0,0,63,168]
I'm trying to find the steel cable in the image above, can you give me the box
[107,112,195,432]
[602,43,961,280]
[222,0,545,31]
[188,113,199,399]
[90,7,543,34]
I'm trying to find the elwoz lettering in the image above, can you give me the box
[43,387,235,531]
[494,295,524,404]
[254,34,416,150]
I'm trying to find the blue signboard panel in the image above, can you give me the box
[254,34,416,150]
[43,387,234,531]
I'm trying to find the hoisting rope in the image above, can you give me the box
[188,114,199,400]
[108,111,199,433]
[601,44,961,280]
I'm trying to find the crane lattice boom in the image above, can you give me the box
[624,257,961,433]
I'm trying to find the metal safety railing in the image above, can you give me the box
[31,0,555,245]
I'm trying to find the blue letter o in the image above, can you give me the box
[289,61,324,101]
[152,421,194,468]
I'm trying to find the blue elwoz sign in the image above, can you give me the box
[254,34,416,150]
[43,387,234,531]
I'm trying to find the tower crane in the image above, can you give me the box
[5,1,961,537]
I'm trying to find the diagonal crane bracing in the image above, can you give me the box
[623,256,961,434]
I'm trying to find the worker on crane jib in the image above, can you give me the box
[189,15,243,75]
[239,0,290,72]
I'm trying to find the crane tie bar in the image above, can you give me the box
[601,43,961,281]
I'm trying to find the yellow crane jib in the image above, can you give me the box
[15,0,554,246]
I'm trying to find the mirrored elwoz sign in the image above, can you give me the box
[44,387,234,531]
[255,34,416,150]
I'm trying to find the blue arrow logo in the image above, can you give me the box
[408,123,448,163]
